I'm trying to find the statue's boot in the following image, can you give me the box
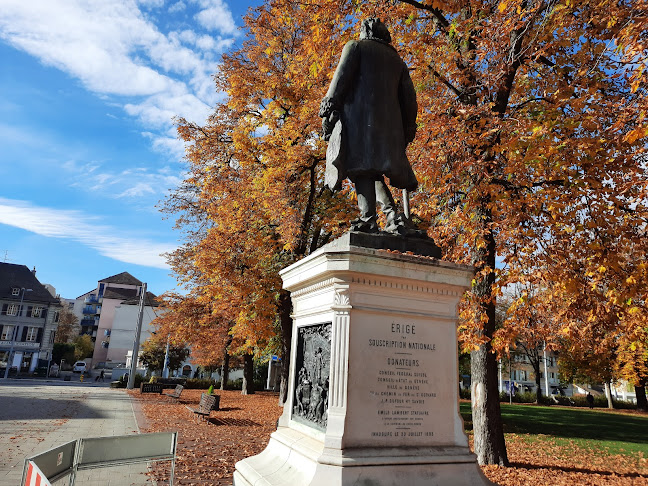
[377,181,427,238]
[353,177,379,233]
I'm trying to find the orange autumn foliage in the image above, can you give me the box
[163,0,648,465]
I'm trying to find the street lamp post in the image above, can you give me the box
[3,287,32,379]
[162,336,170,379]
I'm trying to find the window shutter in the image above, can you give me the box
[21,327,28,342]
[27,306,33,317]
[41,309,47,320]
[36,328,43,343]
[1,304,6,315]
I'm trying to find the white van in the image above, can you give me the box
[73,361,88,373]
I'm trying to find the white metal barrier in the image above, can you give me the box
[21,432,177,485]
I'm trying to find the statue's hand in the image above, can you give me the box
[322,110,339,141]
[319,96,335,118]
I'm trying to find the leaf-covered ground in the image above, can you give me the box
[130,390,648,485]
[130,389,284,485]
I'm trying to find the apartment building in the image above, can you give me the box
[0,263,61,373]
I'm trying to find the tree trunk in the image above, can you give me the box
[635,383,648,412]
[220,336,232,390]
[242,353,255,395]
[534,363,542,404]
[605,381,614,409]
[278,290,293,406]
[470,205,509,466]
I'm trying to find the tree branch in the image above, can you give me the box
[396,0,450,28]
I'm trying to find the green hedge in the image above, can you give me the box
[114,374,146,388]
[183,378,217,389]
[110,374,146,388]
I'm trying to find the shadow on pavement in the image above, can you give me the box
[0,395,106,421]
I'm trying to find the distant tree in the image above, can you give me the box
[53,343,75,366]
[139,337,190,373]
[241,353,255,395]
[54,307,79,343]
[73,335,94,361]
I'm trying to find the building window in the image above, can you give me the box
[11,287,20,296]
[1,325,14,340]
[7,304,19,316]
[25,327,38,342]
[53,311,60,323]
[31,306,43,318]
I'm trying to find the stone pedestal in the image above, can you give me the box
[234,232,493,485]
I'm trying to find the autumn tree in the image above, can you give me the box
[73,335,94,361]
[164,0,648,466]
[166,0,358,403]
[501,285,560,403]
[139,336,190,373]
[54,307,79,343]
[387,0,648,464]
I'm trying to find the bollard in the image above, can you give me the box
[80,373,84,382]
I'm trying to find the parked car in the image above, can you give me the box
[72,361,88,373]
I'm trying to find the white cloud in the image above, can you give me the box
[192,0,237,34]
[0,0,237,154]
[138,0,165,7]
[0,198,175,268]
[143,132,187,159]
[169,1,187,14]
[66,162,183,200]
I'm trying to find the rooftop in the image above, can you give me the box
[121,291,161,307]
[98,272,142,286]
[0,263,60,304]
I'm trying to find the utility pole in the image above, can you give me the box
[162,336,170,379]
[543,343,550,398]
[127,283,146,390]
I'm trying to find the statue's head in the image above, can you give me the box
[360,18,391,43]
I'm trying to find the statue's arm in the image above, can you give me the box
[320,41,359,119]
[399,66,418,144]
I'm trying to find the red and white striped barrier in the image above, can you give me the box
[23,461,52,486]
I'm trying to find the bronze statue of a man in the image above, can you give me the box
[319,18,418,235]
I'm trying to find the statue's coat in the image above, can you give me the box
[324,38,418,191]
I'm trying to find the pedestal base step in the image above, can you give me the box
[234,428,494,486]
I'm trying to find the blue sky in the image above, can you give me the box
[0,0,262,299]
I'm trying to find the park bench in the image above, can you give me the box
[190,393,220,423]
[163,384,184,401]
[140,382,163,394]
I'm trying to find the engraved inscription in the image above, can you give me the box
[292,322,332,431]
[366,321,438,438]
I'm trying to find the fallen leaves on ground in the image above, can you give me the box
[131,389,648,485]
[479,433,648,485]
[129,389,283,485]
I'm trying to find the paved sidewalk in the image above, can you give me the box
[0,380,153,485]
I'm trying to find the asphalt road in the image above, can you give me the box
[0,380,152,485]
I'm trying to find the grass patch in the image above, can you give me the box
[460,402,648,457]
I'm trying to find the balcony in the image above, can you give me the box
[84,295,102,304]
[80,318,98,327]
[82,306,101,315]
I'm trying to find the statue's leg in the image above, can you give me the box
[375,178,397,224]
[352,177,378,232]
